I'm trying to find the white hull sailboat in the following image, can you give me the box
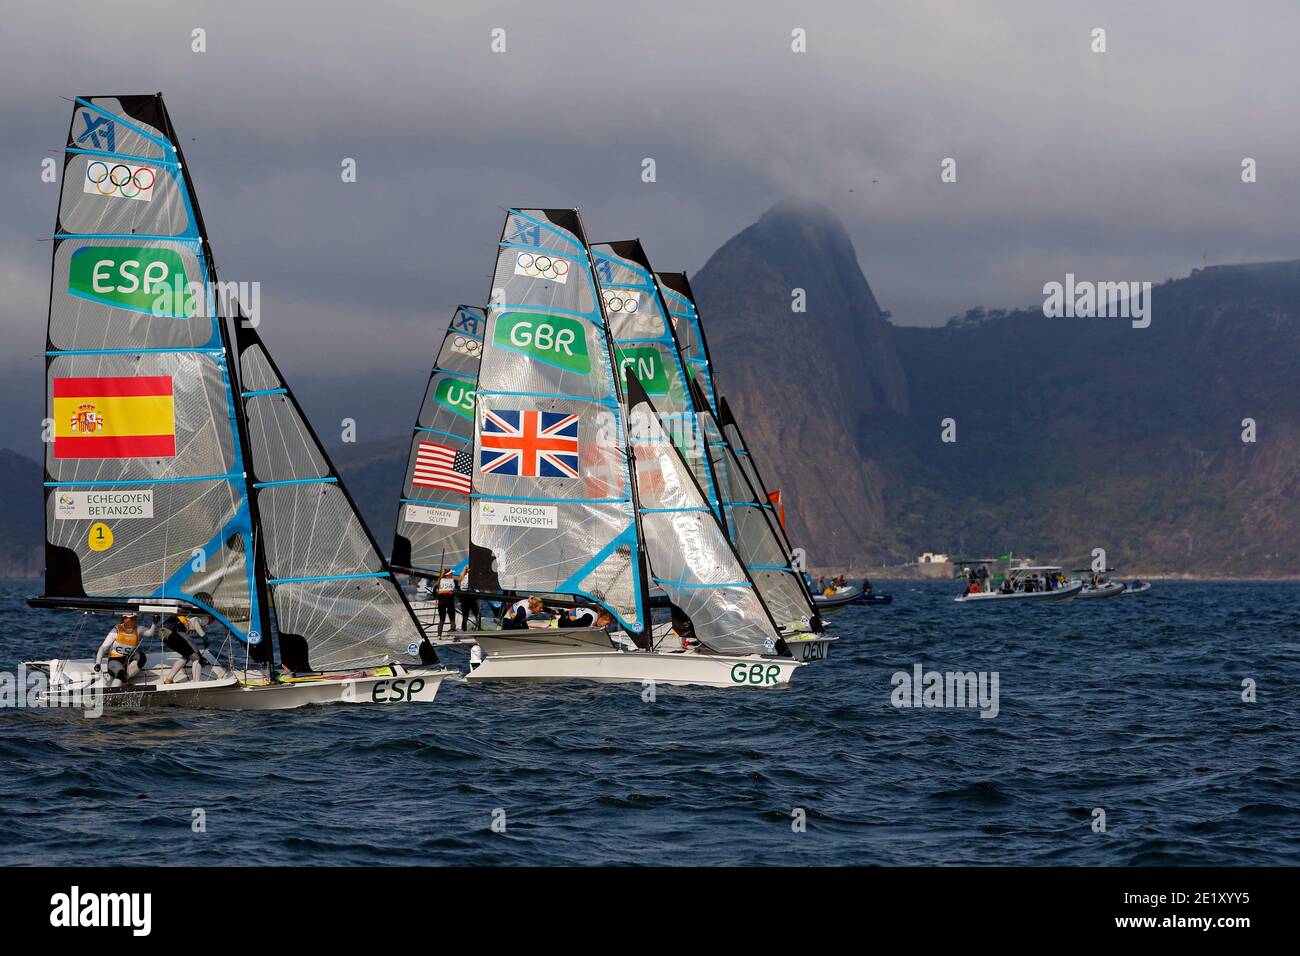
[26,655,451,710]
[28,94,455,711]
[459,210,800,688]
[465,630,800,688]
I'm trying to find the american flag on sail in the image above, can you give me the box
[412,440,472,494]
[480,409,579,478]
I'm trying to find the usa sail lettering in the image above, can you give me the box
[434,377,476,419]
[730,663,782,685]
[370,677,425,703]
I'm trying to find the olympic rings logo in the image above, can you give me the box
[603,290,640,314]
[83,161,157,202]
[450,334,481,355]
[515,252,569,284]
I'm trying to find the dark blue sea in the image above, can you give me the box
[1,580,1297,866]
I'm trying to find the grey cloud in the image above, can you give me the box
[0,0,1297,451]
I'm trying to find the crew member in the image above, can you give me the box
[94,612,152,688]
[435,568,457,637]
[560,606,613,629]
[502,596,545,630]
[456,569,480,631]
[160,613,205,685]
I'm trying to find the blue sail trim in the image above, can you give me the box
[472,493,626,505]
[498,242,586,263]
[67,147,181,168]
[55,232,200,243]
[268,572,390,585]
[652,578,752,590]
[494,303,604,327]
[560,523,642,632]
[476,388,617,408]
[152,499,256,642]
[46,472,240,488]
[415,425,470,442]
[252,477,338,489]
[47,347,223,357]
[242,388,287,397]
[640,506,710,513]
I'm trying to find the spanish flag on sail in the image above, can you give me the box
[52,376,176,459]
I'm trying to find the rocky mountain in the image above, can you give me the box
[692,200,910,565]
[694,204,1300,574]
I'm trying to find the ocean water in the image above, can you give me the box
[1,579,1297,866]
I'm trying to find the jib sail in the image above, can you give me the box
[236,321,427,671]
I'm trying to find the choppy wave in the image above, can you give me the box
[1,580,1297,865]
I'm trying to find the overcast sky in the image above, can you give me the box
[2,0,1297,451]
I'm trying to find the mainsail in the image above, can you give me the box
[470,209,645,632]
[39,94,267,647]
[654,271,718,410]
[693,381,818,632]
[625,372,786,656]
[657,271,816,629]
[718,395,803,559]
[591,241,722,524]
[391,305,484,577]
[235,321,427,671]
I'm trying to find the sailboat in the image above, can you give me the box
[389,305,487,639]
[25,93,453,709]
[462,209,800,688]
[654,273,834,658]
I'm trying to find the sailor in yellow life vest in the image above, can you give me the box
[94,612,153,687]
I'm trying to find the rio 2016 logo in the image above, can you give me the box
[730,663,782,685]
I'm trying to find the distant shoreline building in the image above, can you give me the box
[917,551,952,579]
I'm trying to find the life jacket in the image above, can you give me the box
[568,607,599,627]
[436,575,455,595]
[109,624,140,658]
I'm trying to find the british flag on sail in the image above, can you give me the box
[480,409,579,478]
